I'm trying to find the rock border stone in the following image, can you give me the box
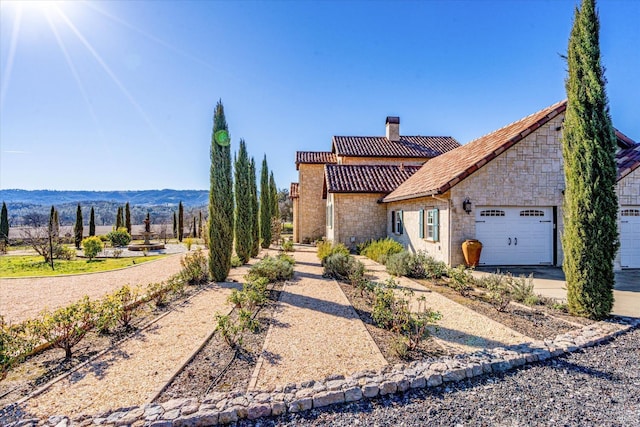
[3,317,638,427]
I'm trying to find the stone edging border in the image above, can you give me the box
[7,316,639,427]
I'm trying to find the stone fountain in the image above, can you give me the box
[127,212,165,251]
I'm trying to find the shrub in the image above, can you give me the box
[54,245,76,261]
[32,296,97,360]
[1,317,39,378]
[446,265,474,296]
[385,251,413,277]
[317,242,349,265]
[107,228,131,247]
[402,296,441,351]
[372,279,400,330]
[179,249,209,285]
[146,281,171,308]
[282,240,294,252]
[361,238,403,264]
[421,255,448,279]
[215,309,259,349]
[184,237,193,251]
[282,223,293,234]
[483,275,512,312]
[82,236,103,260]
[230,255,244,268]
[509,274,536,304]
[247,255,294,283]
[323,253,363,281]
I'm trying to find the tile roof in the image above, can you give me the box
[332,136,460,158]
[383,100,569,203]
[324,164,421,197]
[290,182,299,199]
[616,130,637,149]
[295,151,337,169]
[617,144,640,181]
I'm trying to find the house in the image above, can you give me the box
[383,100,640,270]
[291,117,460,244]
[291,101,638,269]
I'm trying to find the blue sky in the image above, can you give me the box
[1,0,638,192]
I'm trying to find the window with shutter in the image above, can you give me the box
[397,210,403,235]
[426,208,439,242]
[391,211,396,233]
[419,209,424,238]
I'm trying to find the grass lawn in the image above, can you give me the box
[0,255,166,278]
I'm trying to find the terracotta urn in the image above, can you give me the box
[462,239,483,267]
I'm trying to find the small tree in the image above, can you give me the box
[192,217,197,237]
[173,211,177,239]
[89,207,96,237]
[270,171,279,221]
[125,202,132,234]
[82,236,103,260]
[259,155,272,248]
[249,157,260,257]
[116,206,124,230]
[0,202,9,246]
[198,211,203,238]
[178,201,184,242]
[74,203,83,249]
[22,212,57,267]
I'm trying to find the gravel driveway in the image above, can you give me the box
[240,327,640,426]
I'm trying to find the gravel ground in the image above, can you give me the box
[239,326,640,427]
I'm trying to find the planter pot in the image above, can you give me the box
[462,239,483,267]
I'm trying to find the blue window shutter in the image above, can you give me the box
[432,208,439,242]
[419,209,424,238]
[399,210,403,234]
[391,211,396,233]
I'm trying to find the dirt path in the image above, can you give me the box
[0,255,184,323]
[356,256,531,353]
[250,246,387,390]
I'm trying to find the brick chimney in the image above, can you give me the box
[386,116,400,141]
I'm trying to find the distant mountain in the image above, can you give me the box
[0,189,208,206]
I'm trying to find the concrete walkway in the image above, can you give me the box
[474,267,640,317]
[250,246,387,390]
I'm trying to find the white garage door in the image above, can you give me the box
[475,207,554,265]
[620,207,640,269]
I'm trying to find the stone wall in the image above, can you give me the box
[617,168,640,206]
[449,115,566,266]
[297,164,327,243]
[331,193,387,250]
[385,196,450,264]
[292,197,299,243]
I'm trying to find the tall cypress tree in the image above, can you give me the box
[198,211,203,238]
[192,217,197,237]
[173,211,178,239]
[89,207,96,236]
[125,202,132,234]
[116,206,123,230]
[259,155,272,248]
[234,139,252,263]
[0,202,9,245]
[74,203,83,249]
[52,207,60,237]
[562,0,618,320]
[249,157,260,257]
[178,201,184,242]
[208,100,234,281]
[270,172,279,221]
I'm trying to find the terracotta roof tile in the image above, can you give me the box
[324,164,421,196]
[332,136,460,158]
[290,182,299,199]
[617,144,640,181]
[383,101,568,202]
[616,130,636,149]
[295,151,337,169]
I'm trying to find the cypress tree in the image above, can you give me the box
[270,171,279,221]
[208,100,234,281]
[173,211,177,239]
[178,201,184,242]
[116,206,123,230]
[125,202,132,234]
[259,155,272,248]
[192,217,197,237]
[198,211,203,238]
[249,157,260,257]
[74,203,83,249]
[234,139,252,263]
[0,202,8,245]
[89,207,96,236]
[562,0,618,320]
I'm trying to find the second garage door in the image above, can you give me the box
[620,207,640,269]
[475,207,554,266]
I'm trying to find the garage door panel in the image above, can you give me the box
[476,207,553,266]
[620,207,640,269]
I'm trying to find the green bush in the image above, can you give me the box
[509,274,536,304]
[107,228,131,247]
[215,309,259,349]
[385,251,413,277]
[231,255,244,268]
[282,240,295,252]
[386,251,447,280]
[247,255,294,283]
[482,275,512,312]
[54,245,76,261]
[323,253,363,281]
[179,249,209,285]
[1,317,40,378]
[146,281,172,308]
[361,238,403,264]
[96,285,142,332]
[317,241,349,265]
[82,236,103,260]
[446,265,474,296]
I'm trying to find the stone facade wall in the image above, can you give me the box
[617,168,640,206]
[297,164,327,243]
[330,193,387,250]
[292,197,300,242]
[339,156,427,166]
[449,115,566,266]
[386,196,451,264]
